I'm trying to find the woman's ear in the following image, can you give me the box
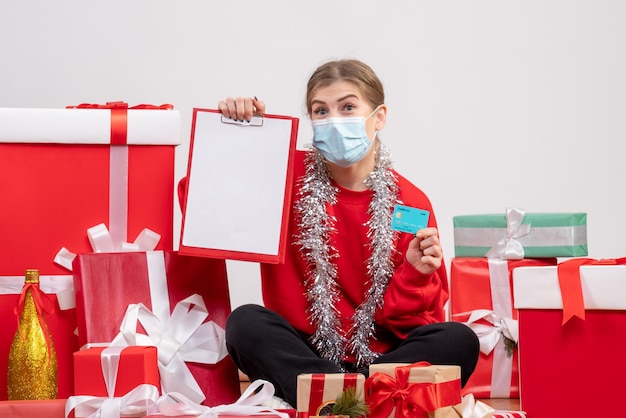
[375,104,387,131]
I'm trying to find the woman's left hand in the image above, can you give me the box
[405,227,443,275]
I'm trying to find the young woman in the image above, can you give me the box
[190,59,479,407]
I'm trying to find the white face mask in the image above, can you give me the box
[311,106,381,167]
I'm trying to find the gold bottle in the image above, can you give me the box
[7,269,58,400]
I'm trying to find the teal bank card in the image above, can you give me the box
[391,204,430,234]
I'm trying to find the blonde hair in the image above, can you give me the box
[305,59,385,115]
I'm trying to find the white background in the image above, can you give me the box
[2,1,625,309]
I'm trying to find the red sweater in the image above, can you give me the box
[179,150,448,362]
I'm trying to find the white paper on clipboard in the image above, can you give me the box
[180,109,298,263]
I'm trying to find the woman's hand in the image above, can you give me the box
[405,227,443,275]
[217,96,266,122]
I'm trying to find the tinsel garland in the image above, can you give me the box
[295,144,399,369]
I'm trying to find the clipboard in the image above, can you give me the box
[179,108,299,264]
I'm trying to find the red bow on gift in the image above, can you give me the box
[66,101,174,145]
[14,282,56,361]
[558,257,626,325]
[365,362,460,418]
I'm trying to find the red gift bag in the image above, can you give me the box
[72,250,240,406]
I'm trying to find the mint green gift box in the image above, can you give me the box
[453,209,588,258]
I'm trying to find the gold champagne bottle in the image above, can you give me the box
[7,269,58,400]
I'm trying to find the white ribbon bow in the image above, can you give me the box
[462,309,519,355]
[461,393,496,418]
[109,294,228,404]
[486,208,531,260]
[54,223,161,271]
[155,379,290,418]
[65,383,160,418]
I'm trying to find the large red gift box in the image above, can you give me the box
[449,257,556,398]
[513,259,626,417]
[73,346,160,397]
[72,250,241,407]
[0,274,78,400]
[0,104,180,276]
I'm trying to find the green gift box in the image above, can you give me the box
[453,208,587,258]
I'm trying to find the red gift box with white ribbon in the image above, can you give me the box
[72,250,241,407]
[513,258,626,418]
[0,103,180,277]
[449,257,556,398]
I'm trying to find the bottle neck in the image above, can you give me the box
[24,269,40,284]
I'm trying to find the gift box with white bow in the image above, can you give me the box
[453,208,587,259]
[72,250,241,407]
[513,258,626,418]
[449,257,556,398]
[0,103,180,277]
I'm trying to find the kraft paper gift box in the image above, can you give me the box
[0,103,180,277]
[296,373,365,418]
[0,274,77,400]
[449,257,556,398]
[72,250,241,407]
[452,208,587,258]
[73,346,160,397]
[365,363,462,418]
[513,258,626,418]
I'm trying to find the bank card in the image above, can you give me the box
[391,204,430,234]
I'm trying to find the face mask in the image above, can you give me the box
[312,106,381,167]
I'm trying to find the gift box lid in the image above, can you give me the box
[513,264,626,310]
[0,106,181,145]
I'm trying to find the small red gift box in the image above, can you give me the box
[296,373,365,418]
[0,399,66,418]
[449,257,556,398]
[365,362,462,418]
[513,259,626,417]
[72,250,241,406]
[0,104,180,277]
[0,275,78,400]
[73,346,160,397]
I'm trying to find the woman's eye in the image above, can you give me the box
[344,104,355,111]
[314,108,327,116]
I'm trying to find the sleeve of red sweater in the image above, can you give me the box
[378,181,450,340]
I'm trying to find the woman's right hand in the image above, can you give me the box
[217,96,266,122]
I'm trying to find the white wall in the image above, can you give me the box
[2,1,625,309]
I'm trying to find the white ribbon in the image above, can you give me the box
[462,309,519,356]
[108,294,228,404]
[65,383,160,418]
[485,208,531,260]
[155,379,289,418]
[54,224,161,271]
[462,393,496,418]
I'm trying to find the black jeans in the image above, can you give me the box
[225,304,479,408]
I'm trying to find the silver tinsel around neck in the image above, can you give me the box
[294,145,399,369]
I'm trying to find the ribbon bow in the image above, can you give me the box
[109,294,228,404]
[55,224,161,271]
[461,393,496,418]
[156,379,289,418]
[365,362,461,418]
[65,383,160,418]
[462,309,518,355]
[486,208,531,260]
[14,281,56,361]
[558,257,626,325]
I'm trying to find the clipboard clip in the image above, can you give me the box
[220,114,264,127]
